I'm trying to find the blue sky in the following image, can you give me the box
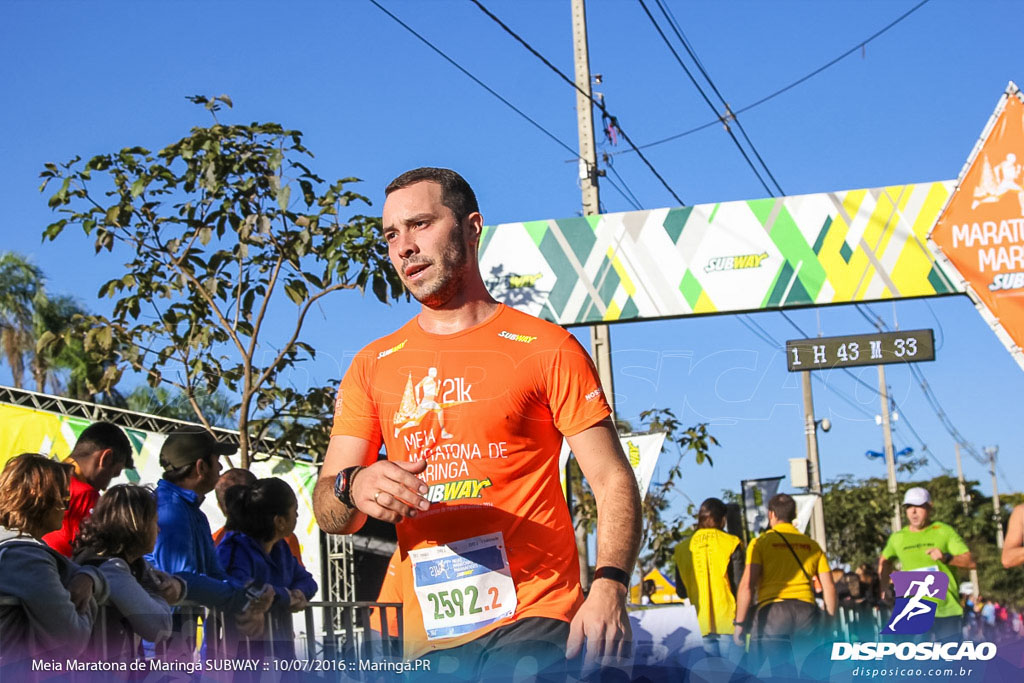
[2,0,1022,525]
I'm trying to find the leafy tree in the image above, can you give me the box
[125,384,235,428]
[0,252,43,388]
[31,293,121,401]
[822,475,894,570]
[40,95,401,467]
[570,407,720,582]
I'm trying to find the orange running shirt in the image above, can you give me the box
[331,304,610,653]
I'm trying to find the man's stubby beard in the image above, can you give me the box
[401,220,469,307]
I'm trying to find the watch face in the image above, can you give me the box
[334,469,349,502]
[334,467,356,506]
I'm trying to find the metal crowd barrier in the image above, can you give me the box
[0,594,404,670]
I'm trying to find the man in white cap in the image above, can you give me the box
[878,486,974,641]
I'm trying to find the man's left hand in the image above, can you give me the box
[565,578,631,669]
[926,547,944,562]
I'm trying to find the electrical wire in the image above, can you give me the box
[648,0,786,196]
[601,172,643,211]
[856,302,989,470]
[368,0,582,162]
[637,0,775,196]
[736,314,877,421]
[613,0,934,156]
[777,310,950,473]
[603,157,644,210]
[465,0,686,206]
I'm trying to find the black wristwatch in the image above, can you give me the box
[941,552,953,565]
[593,566,631,588]
[333,466,363,508]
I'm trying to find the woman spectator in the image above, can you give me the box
[0,453,110,670]
[217,477,317,660]
[73,484,186,660]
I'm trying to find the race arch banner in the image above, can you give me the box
[929,81,1024,370]
[480,181,961,327]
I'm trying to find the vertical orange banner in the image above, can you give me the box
[931,84,1024,361]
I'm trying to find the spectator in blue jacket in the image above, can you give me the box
[218,477,317,660]
[146,427,272,656]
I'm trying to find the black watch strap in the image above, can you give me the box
[333,466,363,508]
[593,566,631,588]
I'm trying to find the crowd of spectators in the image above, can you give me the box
[0,422,316,676]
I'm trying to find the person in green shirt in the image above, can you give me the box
[878,486,975,642]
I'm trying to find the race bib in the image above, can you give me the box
[409,532,517,640]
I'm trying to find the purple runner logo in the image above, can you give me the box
[882,570,949,635]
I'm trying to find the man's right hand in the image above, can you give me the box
[352,459,430,524]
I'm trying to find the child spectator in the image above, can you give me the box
[73,484,186,660]
[217,477,317,660]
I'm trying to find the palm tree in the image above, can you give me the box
[31,293,87,395]
[0,252,43,388]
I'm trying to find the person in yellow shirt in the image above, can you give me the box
[733,493,837,679]
[673,497,744,659]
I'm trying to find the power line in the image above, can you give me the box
[601,172,642,211]
[466,0,686,206]
[646,0,785,196]
[736,314,876,421]
[637,0,776,196]
[602,155,644,210]
[368,0,582,161]
[613,0,934,156]
[855,302,988,469]
[778,310,950,473]
[638,0,942,472]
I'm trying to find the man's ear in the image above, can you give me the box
[464,212,484,245]
[96,448,115,471]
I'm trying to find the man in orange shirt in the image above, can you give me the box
[313,168,641,678]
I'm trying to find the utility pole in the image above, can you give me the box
[570,0,615,418]
[570,0,606,591]
[985,445,1004,548]
[955,443,981,597]
[801,371,827,554]
[878,365,901,531]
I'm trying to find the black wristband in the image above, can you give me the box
[593,566,630,588]
[333,465,363,508]
[942,552,953,565]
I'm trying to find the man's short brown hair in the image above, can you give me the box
[215,468,257,514]
[0,453,73,536]
[385,167,479,224]
[768,493,797,523]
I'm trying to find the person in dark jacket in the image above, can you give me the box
[217,477,317,660]
[0,453,109,674]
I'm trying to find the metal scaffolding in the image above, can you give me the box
[0,384,314,462]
